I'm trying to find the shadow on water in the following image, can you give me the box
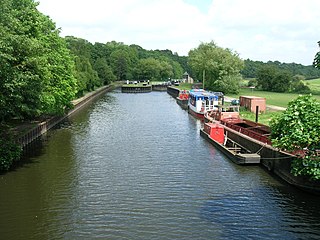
[5,91,116,175]
[6,119,73,174]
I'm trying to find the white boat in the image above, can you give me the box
[187,89,223,119]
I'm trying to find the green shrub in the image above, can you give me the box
[270,95,320,179]
[0,136,22,171]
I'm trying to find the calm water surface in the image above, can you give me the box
[1,90,320,239]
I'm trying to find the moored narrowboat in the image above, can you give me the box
[188,89,223,119]
[200,122,260,165]
[203,107,320,194]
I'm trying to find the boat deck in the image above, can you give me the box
[237,153,261,164]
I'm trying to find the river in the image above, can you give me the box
[1,90,320,240]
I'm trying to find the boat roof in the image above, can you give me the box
[189,89,223,98]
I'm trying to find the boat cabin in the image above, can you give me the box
[188,89,221,114]
[207,105,240,121]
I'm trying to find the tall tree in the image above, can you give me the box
[65,36,101,95]
[256,66,298,93]
[314,41,320,69]
[0,0,77,120]
[188,41,244,94]
[93,58,116,85]
[159,60,173,80]
[135,58,161,80]
[110,49,131,80]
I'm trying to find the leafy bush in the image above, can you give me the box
[248,78,257,87]
[0,135,22,171]
[270,95,320,179]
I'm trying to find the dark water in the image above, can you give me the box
[1,90,320,240]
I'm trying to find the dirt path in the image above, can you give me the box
[266,105,286,111]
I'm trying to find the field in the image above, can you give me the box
[227,88,320,108]
[305,78,320,94]
[174,83,193,90]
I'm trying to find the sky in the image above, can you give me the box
[37,0,320,65]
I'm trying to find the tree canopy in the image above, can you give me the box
[188,41,244,94]
[270,95,320,180]
[0,0,77,120]
[256,65,310,93]
[0,0,188,122]
[243,59,320,80]
[313,41,320,69]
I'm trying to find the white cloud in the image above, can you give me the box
[207,0,320,64]
[37,0,320,65]
[38,0,211,55]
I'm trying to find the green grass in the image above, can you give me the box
[239,110,283,126]
[228,88,320,108]
[174,83,193,90]
[304,78,320,94]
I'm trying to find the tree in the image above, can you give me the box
[256,65,277,91]
[270,95,320,179]
[171,61,184,79]
[110,49,131,80]
[188,41,244,94]
[65,36,101,95]
[256,66,293,92]
[291,75,310,93]
[313,41,320,69]
[159,60,173,80]
[73,56,99,95]
[0,0,77,120]
[93,58,116,85]
[135,58,161,80]
[243,59,320,80]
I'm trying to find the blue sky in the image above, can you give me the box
[37,0,320,65]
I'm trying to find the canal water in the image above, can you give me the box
[1,90,320,240]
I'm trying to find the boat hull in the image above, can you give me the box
[200,129,260,165]
[188,107,204,119]
[176,97,188,110]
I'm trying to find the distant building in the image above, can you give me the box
[240,96,266,113]
[183,72,194,84]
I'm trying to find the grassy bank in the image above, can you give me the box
[228,88,320,108]
[304,78,320,94]
[171,83,193,90]
[239,110,282,126]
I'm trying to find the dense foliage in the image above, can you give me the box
[188,42,244,94]
[65,38,185,92]
[314,41,320,69]
[256,65,310,93]
[0,134,22,171]
[0,0,77,121]
[242,59,320,80]
[270,95,320,179]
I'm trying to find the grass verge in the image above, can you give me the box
[228,88,320,108]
